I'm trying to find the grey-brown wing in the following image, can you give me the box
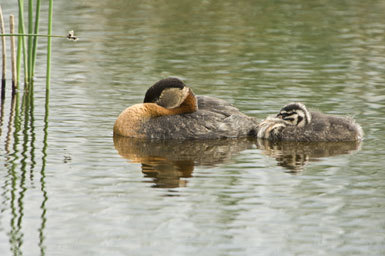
[138,96,258,140]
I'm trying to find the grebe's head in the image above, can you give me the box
[143,77,191,109]
[276,102,311,127]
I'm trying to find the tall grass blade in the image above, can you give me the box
[17,0,28,85]
[10,15,17,92]
[31,0,41,78]
[46,0,53,90]
[28,0,33,83]
[0,5,6,89]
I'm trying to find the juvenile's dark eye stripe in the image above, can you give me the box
[297,116,303,125]
[281,112,296,117]
[284,118,295,122]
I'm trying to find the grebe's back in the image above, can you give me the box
[137,95,258,140]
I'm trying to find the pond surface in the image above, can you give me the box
[1,0,385,255]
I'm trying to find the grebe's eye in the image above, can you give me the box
[297,116,304,125]
[277,111,292,118]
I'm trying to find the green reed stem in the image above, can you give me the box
[17,0,28,85]
[31,0,41,78]
[0,5,6,85]
[46,0,53,90]
[28,0,33,83]
[10,15,17,91]
[1,33,66,38]
[16,6,22,86]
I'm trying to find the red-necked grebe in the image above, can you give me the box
[114,77,258,139]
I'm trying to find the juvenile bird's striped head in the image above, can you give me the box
[276,102,311,127]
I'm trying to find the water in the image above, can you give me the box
[1,0,385,255]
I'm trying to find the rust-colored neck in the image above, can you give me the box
[176,88,198,113]
[146,88,197,117]
[113,89,198,137]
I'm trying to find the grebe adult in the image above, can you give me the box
[114,78,258,139]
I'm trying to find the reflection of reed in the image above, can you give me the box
[0,87,5,137]
[39,89,49,255]
[256,139,362,172]
[114,136,254,188]
[0,89,48,255]
[8,91,22,256]
[28,88,37,181]
[0,93,15,220]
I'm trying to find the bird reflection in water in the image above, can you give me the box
[113,135,255,188]
[114,135,362,186]
[256,139,362,172]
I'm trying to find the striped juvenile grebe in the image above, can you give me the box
[257,102,363,142]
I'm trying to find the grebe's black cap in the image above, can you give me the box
[144,77,186,103]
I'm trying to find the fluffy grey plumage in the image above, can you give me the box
[138,96,259,140]
[257,103,363,142]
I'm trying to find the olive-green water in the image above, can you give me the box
[1,1,384,255]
